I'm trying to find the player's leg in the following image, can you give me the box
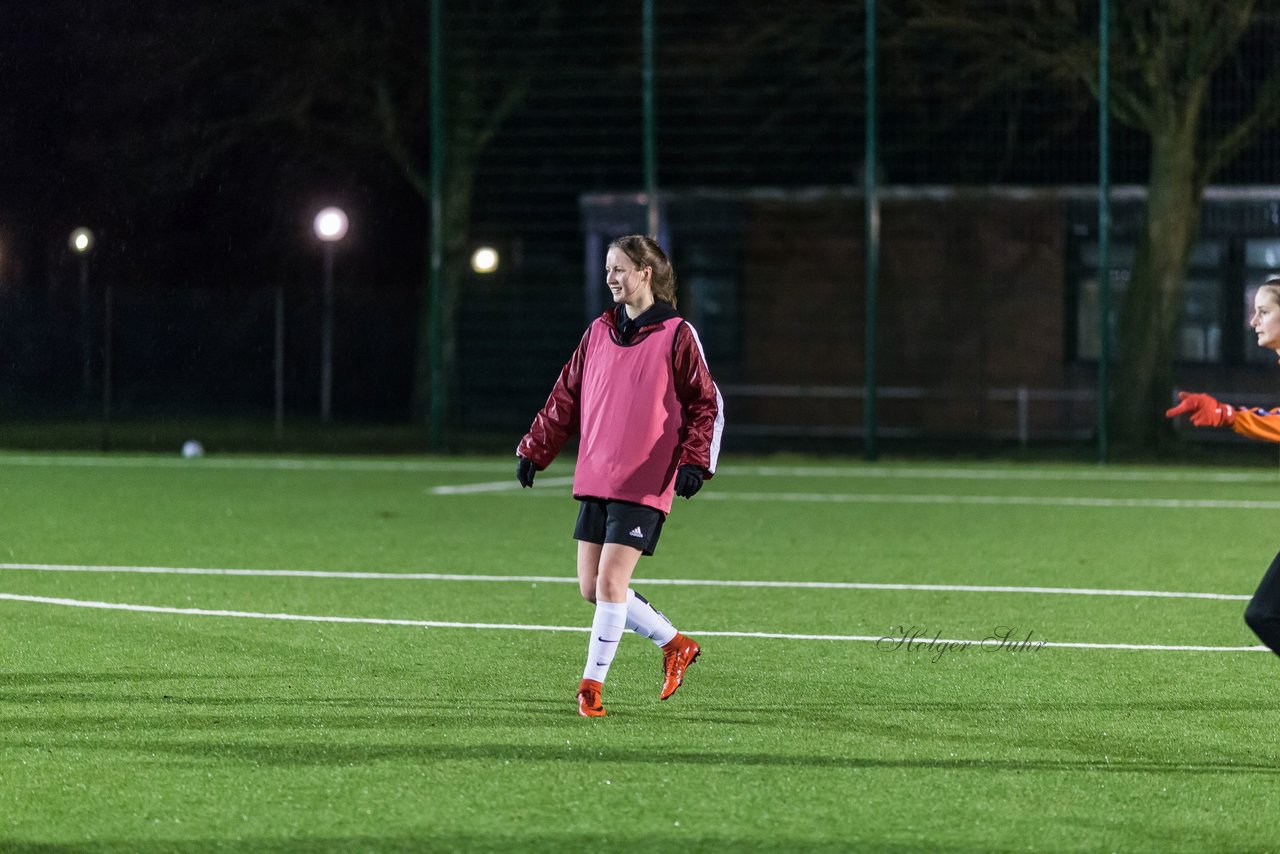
[658,631,701,701]
[577,540,600,604]
[625,588,676,645]
[573,501,613,715]
[595,541,643,603]
[575,542,642,717]
[573,500,702,713]
[1245,551,1280,656]
[623,587,700,699]
[581,538,679,645]
[601,502,700,701]
[597,545,705,700]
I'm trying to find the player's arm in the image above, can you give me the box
[1165,391,1280,443]
[1230,407,1280,443]
[672,322,724,479]
[517,328,589,469]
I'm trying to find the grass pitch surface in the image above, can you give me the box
[3,451,1280,852]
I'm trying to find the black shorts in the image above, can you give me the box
[573,498,666,556]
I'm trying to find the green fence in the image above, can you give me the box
[5,1,1280,455]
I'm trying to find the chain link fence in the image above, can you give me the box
[4,1,1280,453]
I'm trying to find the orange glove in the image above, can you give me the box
[1165,392,1236,428]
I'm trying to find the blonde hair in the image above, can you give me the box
[608,235,677,308]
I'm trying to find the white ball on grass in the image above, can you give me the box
[181,440,205,458]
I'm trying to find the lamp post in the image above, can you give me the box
[70,227,94,397]
[313,207,348,423]
[274,280,285,440]
[470,246,500,275]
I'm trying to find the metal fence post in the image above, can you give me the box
[863,0,880,461]
[1097,0,1111,463]
[428,0,446,451]
[643,0,659,239]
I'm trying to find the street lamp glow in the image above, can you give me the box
[313,207,349,242]
[470,246,500,274]
[69,227,94,254]
[312,206,348,423]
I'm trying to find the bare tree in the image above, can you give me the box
[899,0,1280,444]
[68,0,559,435]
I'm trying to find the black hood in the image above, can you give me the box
[613,300,680,344]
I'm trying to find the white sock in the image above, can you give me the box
[582,600,628,683]
[625,588,678,647]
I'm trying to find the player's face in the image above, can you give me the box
[1250,288,1280,351]
[605,248,653,309]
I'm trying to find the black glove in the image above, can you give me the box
[674,464,704,499]
[516,456,541,488]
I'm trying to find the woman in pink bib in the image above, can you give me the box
[517,235,724,717]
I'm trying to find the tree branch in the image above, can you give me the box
[1202,59,1280,180]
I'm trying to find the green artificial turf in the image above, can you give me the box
[3,451,1280,852]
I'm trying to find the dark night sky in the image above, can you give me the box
[3,1,1278,301]
[3,3,82,285]
[1,2,428,298]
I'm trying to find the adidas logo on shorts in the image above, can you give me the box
[629,526,644,538]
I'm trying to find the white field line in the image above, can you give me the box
[0,455,504,473]
[0,593,581,633]
[707,491,1280,510]
[0,563,1253,601]
[3,452,1279,484]
[507,488,1280,510]
[734,465,1280,483]
[430,476,573,495]
[0,592,1264,653]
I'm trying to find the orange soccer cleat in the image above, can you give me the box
[659,633,701,700]
[577,678,606,717]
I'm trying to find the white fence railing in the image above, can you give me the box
[720,384,1097,445]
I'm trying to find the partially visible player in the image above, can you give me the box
[516,234,724,717]
[1166,273,1280,655]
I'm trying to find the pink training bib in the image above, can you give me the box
[573,316,683,513]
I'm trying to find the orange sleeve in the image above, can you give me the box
[1232,408,1280,443]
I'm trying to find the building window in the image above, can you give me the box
[1076,241,1224,363]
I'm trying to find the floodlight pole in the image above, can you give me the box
[70,227,111,449]
[428,0,446,451]
[275,284,285,439]
[642,0,659,238]
[1097,0,1111,463]
[101,278,113,451]
[78,253,92,396]
[313,207,348,424]
[71,228,94,398]
[320,241,335,422]
[863,0,880,461]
